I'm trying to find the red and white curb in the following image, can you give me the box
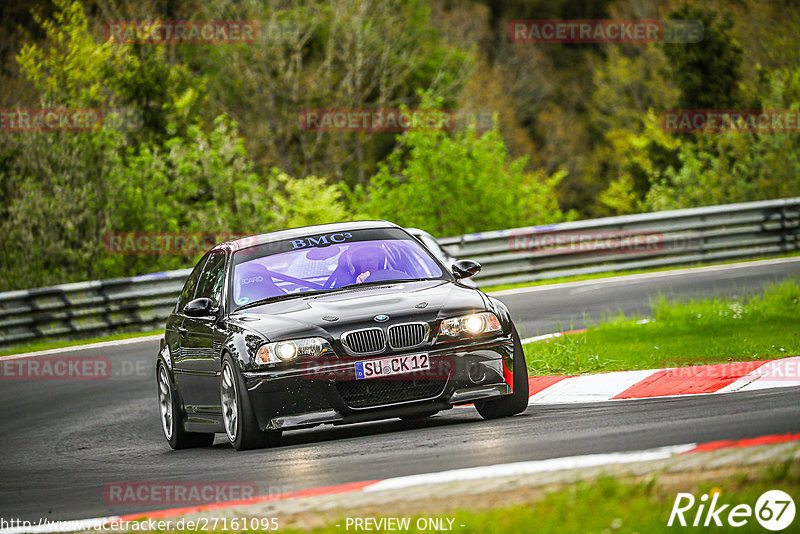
[3,433,798,534]
[522,355,800,405]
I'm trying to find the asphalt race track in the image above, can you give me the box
[1,259,799,522]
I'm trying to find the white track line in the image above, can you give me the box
[363,444,697,493]
[1,335,162,360]
[490,256,800,297]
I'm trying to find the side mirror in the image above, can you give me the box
[183,297,217,317]
[452,259,481,280]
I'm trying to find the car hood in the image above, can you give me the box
[227,280,487,341]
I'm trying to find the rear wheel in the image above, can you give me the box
[221,355,281,451]
[157,363,214,449]
[475,324,529,420]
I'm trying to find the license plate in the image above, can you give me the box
[354,353,430,380]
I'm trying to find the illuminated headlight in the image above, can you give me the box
[438,312,502,339]
[255,337,333,364]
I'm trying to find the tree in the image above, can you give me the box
[644,69,800,210]
[363,102,566,237]
[661,4,744,109]
[179,0,471,185]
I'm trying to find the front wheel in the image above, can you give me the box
[157,363,214,449]
[220,355,281,451]
[475,324,529,420]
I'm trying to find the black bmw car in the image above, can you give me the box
[156,221,528,450]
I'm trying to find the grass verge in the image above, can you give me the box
[523,278,800,375]
[0,328,162,357]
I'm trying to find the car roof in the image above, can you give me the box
[406,228,435,239]
[219,220,402,251]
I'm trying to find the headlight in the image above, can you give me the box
[438,312,502,339]
[255,337,334,364]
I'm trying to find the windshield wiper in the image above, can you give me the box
[234,288,336,311]
[339,278,428,290]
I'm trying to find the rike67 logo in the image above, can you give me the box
[668,490,796,531]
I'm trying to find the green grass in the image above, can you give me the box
[0,328,162,357]
[482,251,800,293]
[523,278,800,375]
[163,459,798,534]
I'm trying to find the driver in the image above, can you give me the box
[352,246,387,284]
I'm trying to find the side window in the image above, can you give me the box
[195,251,227,307]
[177,255,208,311]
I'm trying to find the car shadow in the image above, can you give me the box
[208,408,532,450]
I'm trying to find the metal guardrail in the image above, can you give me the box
[1,198,798,348]
[439,197,800,286]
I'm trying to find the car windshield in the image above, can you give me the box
[229,227,445,309]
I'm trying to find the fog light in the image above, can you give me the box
[468,362,486,384]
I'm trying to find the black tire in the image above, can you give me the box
[399,410,439,421]
[220,355,281,451]
[475,324,529,420]
[157,363,215,449]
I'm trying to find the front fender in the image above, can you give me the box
[223,324,267,372]
[156,337,174,381]
[486,295,515,335]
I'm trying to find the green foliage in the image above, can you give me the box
[661,4,744,109]
[179,0,471,184]
[598,110,683,214]
[0,0,351,291]
[270,169,350,229]
[644,67,800,210]
[16,0,205,142]
[363,107,565,236]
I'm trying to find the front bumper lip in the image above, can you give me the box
[268,410,343,430]
[449,383,511,404]
[265,382,512,431]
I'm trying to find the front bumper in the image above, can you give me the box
[242,336,514,431]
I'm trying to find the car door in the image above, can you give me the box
[166,256,207,377]
[177,250,228,413]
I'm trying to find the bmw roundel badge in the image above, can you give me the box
[374,314,389,322]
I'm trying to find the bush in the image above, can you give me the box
[363,104,566,236]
